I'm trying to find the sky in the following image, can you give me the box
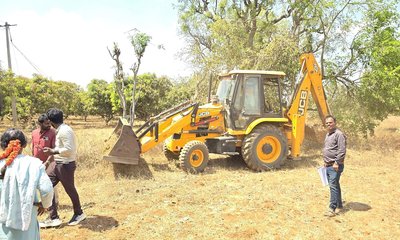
[0,0,189,88]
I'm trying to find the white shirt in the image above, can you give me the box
[0,155,53,231]
[54,123,78,164]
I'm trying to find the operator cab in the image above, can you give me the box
[216,70,286,130]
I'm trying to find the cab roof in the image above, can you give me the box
[219,70,286,78]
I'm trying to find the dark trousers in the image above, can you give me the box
[48,161,83,219]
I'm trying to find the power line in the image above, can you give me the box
[11,35,19,72]
[8,29,43,75]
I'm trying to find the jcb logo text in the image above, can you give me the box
[298,90,308,116]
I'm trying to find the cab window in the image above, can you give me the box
[243,76,260,115]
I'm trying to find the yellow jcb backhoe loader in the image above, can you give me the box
[104,53,330,173]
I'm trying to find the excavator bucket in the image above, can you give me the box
[103,118,141,165]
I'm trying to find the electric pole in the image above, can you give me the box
[0,22,18,126]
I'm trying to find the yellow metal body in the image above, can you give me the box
[104,53,330,166]
[140,102,225,154]
[285,53,331,158]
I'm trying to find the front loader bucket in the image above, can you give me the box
[103,118,141,165]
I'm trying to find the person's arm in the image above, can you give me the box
[37,164,54,209]
[333,132,346,171]
[44,155,54,169]
[44,128,75,157]
[336,133,346,163]
[44,130,56,168]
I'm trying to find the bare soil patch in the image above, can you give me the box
[2,116,400,239]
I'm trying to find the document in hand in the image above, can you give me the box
[317,166,328,186]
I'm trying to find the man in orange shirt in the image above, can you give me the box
[31,114,59,228]
[31,114,56,168]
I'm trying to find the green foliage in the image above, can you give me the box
[87,79,114,123]
[166,78,193,105]
[177,0,400,136]
[354,3,400,135]
[126,30,153,125]
[0,69,90,123]
[130,32,152,60]
[107,72,193,119]
[177,0,303,99]
[132,74,171,119]
[0,69,15,118]
[0,70,192,124]
[50,81,83,118]
[75,91,93,121]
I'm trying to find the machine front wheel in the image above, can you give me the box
[242,125,287,171]
[179,140,209,174]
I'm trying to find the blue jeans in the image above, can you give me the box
[326,164,344,210]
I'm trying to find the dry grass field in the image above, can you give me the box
[2,116,400,239]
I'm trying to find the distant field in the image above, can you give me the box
[2,116,399,239]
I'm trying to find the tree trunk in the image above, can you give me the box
[130,59,141,127]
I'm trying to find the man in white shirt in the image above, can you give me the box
[39,108,86,227]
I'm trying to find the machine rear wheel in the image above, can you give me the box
[179,140,209,174]
[242,125,287,171]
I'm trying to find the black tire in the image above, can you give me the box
[242,124,287,171]
[179,140,209,174]
[163,143,179,162]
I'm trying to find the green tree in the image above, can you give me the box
[0,69,15,119]
[135,74,172,119]
[356,5,400,134]
[87,79,114,124]
[108,42,128,119]
[129,31,152,125]
[29,74,57,114]
[49,81,82,117]
[75,90,93,121]
[178,0,400,136]
[166,78,193,106]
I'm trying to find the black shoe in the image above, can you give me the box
[68,213,86,226]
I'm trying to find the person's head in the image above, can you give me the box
[0,129,26,177]
[325,115,337,132]
[211,95,219,105]
[47,108,64,127]
[0,128,27,150]
[38,114,51,131]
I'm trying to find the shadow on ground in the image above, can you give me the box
[345,202,372,211]
[206,154,322,173]
[284,155,321,169]
[150,162,176,172]
[112,158,153,179]
[207,155,249,173]
[78,215,119,232]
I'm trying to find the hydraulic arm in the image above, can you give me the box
[286,53,331,158]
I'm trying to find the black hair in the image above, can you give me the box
[38,114,49,123]
[0,128,27,150]
[325,114,336,123]
[47,108,64,124]
[0,128,27,178]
